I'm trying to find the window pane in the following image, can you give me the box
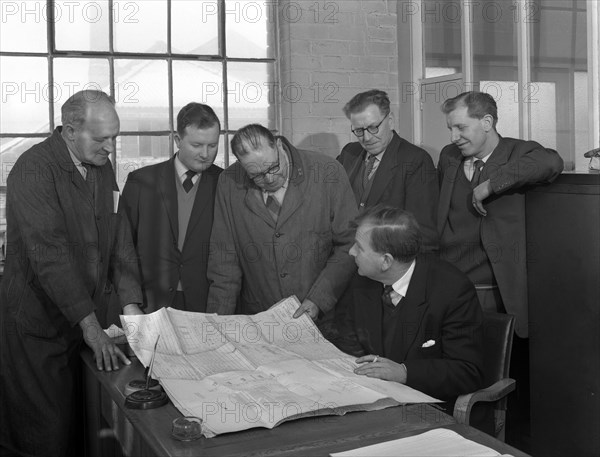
[473,0,517,82]
[113,1,167,53]
[172,0,219,54]
[225,0,275,58]
[1,137,47,186]
[55,0,109,51]
[531,0,587,170]
[114,59,169,131]
[53,58,110,125]
[115,135,171,187]
[423,0,461,78]
[213,135,231,169]
[227,62,276,130]
[0,57,49,134]
[0,0,47,52]
[172,61,224,123]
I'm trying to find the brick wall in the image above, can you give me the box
[279,0,399,158]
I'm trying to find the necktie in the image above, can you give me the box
[363,154,377,188]
[82,163,94,194]
[265,195,280,222]
[382,285,394,308]
[183,170,196,193]
[471,159,484,186]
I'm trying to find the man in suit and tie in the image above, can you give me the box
[336,205,483,402]
[337,89,439,251]
[437,91,564,337]
[120,102,223,313]
[438,91,564,438]
[207,124,357,322]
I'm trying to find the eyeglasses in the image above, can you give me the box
[351,112,389,137]
[248,146,281,181]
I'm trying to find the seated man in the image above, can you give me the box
[336,205,483,403]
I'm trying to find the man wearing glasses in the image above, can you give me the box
[206,124,357,323]
[338,90,438,251]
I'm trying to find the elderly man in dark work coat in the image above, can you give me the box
[0,90,143,457]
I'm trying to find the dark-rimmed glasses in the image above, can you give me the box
[351,112,389,137]
[248,146,281,181]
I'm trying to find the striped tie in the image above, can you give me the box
[382,285,394,308]
[471,159,484,187]
[265,195,280,222]
[363,154,377,188]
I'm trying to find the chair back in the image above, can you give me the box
[481,312,515,387]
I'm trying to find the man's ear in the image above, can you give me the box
[62,124,76,141]
[381,253,394,271]
[482,114,494,132]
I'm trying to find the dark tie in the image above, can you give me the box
[363,154,377,188]
[471,159,484,186]
[382,285,394,308]
[82,163,94,194]
[265,195,280,222]
[183,170,196,193]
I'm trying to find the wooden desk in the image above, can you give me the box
[82,350,529,457]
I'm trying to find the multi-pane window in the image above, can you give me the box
[0,0,279,203]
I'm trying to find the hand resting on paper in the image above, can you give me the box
[292,298,319,320]
[354,354,407,384]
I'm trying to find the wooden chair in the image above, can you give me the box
[453,312,516,442]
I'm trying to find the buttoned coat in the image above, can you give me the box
[207,137,357,315]
[338,131,439,251]
[120,157,222,312]
[437,137,563,337]
[0,129,141,456]
[337,254,484,401]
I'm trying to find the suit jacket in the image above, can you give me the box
[120,156,222,313]
[0,128,141,455]
[338,131,439,250]
[337,254,484,401]
[437,137,563,337]
[207,137,358,315]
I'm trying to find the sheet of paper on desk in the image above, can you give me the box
[330,429,511,457]
[121,296,439,437]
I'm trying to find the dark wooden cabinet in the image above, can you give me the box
[527,173,600,456]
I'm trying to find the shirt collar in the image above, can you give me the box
[66,145,87,178]
[175,153,202,185]
[390,258,417,300]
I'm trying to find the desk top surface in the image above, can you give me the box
[82,349,529,457]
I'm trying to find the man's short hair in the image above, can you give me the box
[441,91,498,128]
[230,124,275,158]
[343,89,390,119]
[352,205,422,262]
[177,102,221,136]
[61,90,114,128]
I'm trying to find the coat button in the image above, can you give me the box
[275,232,281,238]
[280,273,288,278]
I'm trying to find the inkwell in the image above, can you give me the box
[124,335,168,409]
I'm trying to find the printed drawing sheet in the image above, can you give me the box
[121,296,439,437]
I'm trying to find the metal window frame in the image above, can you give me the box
[0,0,280,175]
[411,0,599,151]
